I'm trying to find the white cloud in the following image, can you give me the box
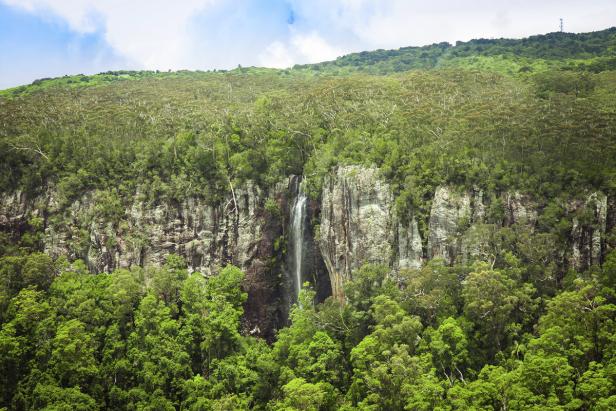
[259,41,294,69]
[259,31,342,68]
[2,0,217,69]
[292,32,341,62]
[289,0,616,51]
[2,0,616,76]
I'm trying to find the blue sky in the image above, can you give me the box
[1,0,615,89]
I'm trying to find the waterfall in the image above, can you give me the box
[290,186,307,301]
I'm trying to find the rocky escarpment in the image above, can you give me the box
[318,165,431,300]
[1,185,277,274]
[568,192,608,269]
[319,166,395,300]
[319,165,614,299]
[427,186,473,264]
[2,165,614,317]
[0,182,291,339]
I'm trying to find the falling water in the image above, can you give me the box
[290,187,307,301]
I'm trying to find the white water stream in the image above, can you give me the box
[290,190,307,301]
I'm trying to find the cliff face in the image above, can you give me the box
[318,166,394,300]
[394,214,423,271]
[1,165,614,326]
[0,183,289,340]
[568,192,608,270]
[318,166,613,299]
[427,186,473,264]
[45,185,266,275]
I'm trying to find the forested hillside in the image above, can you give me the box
[296,26,616,75]
[0,28,615,410]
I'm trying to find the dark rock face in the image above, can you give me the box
[305,196,332,304]
[606,193,616,254]
[240,196,286,341]
[285,176,331,306]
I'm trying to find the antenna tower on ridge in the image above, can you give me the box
[560,18,564,32]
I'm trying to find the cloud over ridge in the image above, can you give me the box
[1,0,615,86]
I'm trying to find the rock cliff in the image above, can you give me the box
[1,165,614,321]
[318,166,394,300]
[0,183,289,339]
[318,166,613,299]
[427,186,472,264]
[569,192,608,271]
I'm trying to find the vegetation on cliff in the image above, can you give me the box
[1,27,616,409]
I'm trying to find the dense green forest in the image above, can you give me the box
[1,28,616,410]
[295,27,616,75]
[1,254,615,410]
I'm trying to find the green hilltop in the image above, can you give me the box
[2,26,615,98]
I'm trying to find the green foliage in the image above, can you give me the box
[0,253,55,320]
[398,260,464,326]
[273,377,335,411]
[426,317,469,385]
[462,263,538,362]
[1,26,616,410]
[295,27,616,75]
[31,384,98,411]
[0,249,614,409]
[3,45,616,216]
[49,319,99,387]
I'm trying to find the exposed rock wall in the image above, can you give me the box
[0,183,288,339]
[607,193,616,252]
[569,192,607,271]
[38,184,267,275]
[504,192,538,226]
[318,166,426,300]
[2,165,614,317]
[395,216,423,270]
[427,187,472,264]
[318,166,612,299]
[319,166,394,300]
[0,191,32,229]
